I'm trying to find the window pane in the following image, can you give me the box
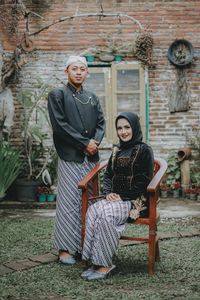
[85,73,106,114]
[117,94,140,115]
[117,69,140,90]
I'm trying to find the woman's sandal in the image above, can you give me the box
[81,266,96,279]
[86,265,116,280]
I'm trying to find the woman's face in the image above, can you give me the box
[116,118,133,142]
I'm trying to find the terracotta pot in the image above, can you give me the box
[177,148,192,161]
[99,54,115,62]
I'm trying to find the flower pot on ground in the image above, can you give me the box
[38,193,47,202]
[160,190,168,198]
[36,185,56,202]
[36,185,49,202]
[189,186,197,201]
[171,181,181,198]
[47,194,56,202]
[15,179,40,202]
[172,189,180,198]
[197,188,200,202]
[184,188,191,200]
[160,182,170,198]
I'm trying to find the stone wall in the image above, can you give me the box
[1,0,200,159]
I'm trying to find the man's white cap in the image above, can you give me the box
[66,55,87,68]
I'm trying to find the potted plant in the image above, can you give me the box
[160,182,170,198]
[171,181,181,198]
[188,186,197,201]
[15,79,55,201]
[36,184,56,203]
[85,30,135,62]
[196,188,200,202]
[165,152,181,197]
[36,185,49,202]
[0,143,22,200]
[184,188,191,199]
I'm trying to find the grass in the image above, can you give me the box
[0,215,200,300]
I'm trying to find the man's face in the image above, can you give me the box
[65,62,88,87]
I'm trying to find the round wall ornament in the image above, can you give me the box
[167,39,194,67]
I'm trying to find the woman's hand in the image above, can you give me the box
[106,193,121,202]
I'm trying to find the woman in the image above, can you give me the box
[81,112,154,280]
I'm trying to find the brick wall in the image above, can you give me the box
[1,0,200,159]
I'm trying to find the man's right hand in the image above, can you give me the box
[85,139,98,156]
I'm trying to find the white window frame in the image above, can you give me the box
[88,62,147,145]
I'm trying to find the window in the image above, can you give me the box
[85,62,147,146]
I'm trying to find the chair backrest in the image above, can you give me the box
[147,158,168,195]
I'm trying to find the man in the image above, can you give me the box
[48,56,105,264]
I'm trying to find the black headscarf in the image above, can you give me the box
[115,112,143,149]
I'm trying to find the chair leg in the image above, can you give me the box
[149,232,156,275]
[155,239,160,262]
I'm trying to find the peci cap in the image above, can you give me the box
[66,55,88,68]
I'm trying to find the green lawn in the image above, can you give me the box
[0,216,200,300]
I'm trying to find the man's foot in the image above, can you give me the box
[58,251,76,265]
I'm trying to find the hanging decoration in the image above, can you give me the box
[168,39,194,113]
[167,39,194,67]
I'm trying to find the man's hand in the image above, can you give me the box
[106,193,121,202]
[85,139,98,156]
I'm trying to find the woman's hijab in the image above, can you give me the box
[115,112,143,149]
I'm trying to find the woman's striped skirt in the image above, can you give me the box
[54,158,96,254]
[82,199,131,267]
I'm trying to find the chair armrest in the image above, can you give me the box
[78,160,108,190]
[147,158,168,193]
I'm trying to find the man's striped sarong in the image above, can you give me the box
[82,199,131,267]
[54,158,96,254]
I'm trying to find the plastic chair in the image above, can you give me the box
[78,158,168,274]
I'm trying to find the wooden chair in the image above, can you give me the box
[78,158,168,274]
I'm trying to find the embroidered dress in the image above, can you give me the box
[54,157,95,254]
